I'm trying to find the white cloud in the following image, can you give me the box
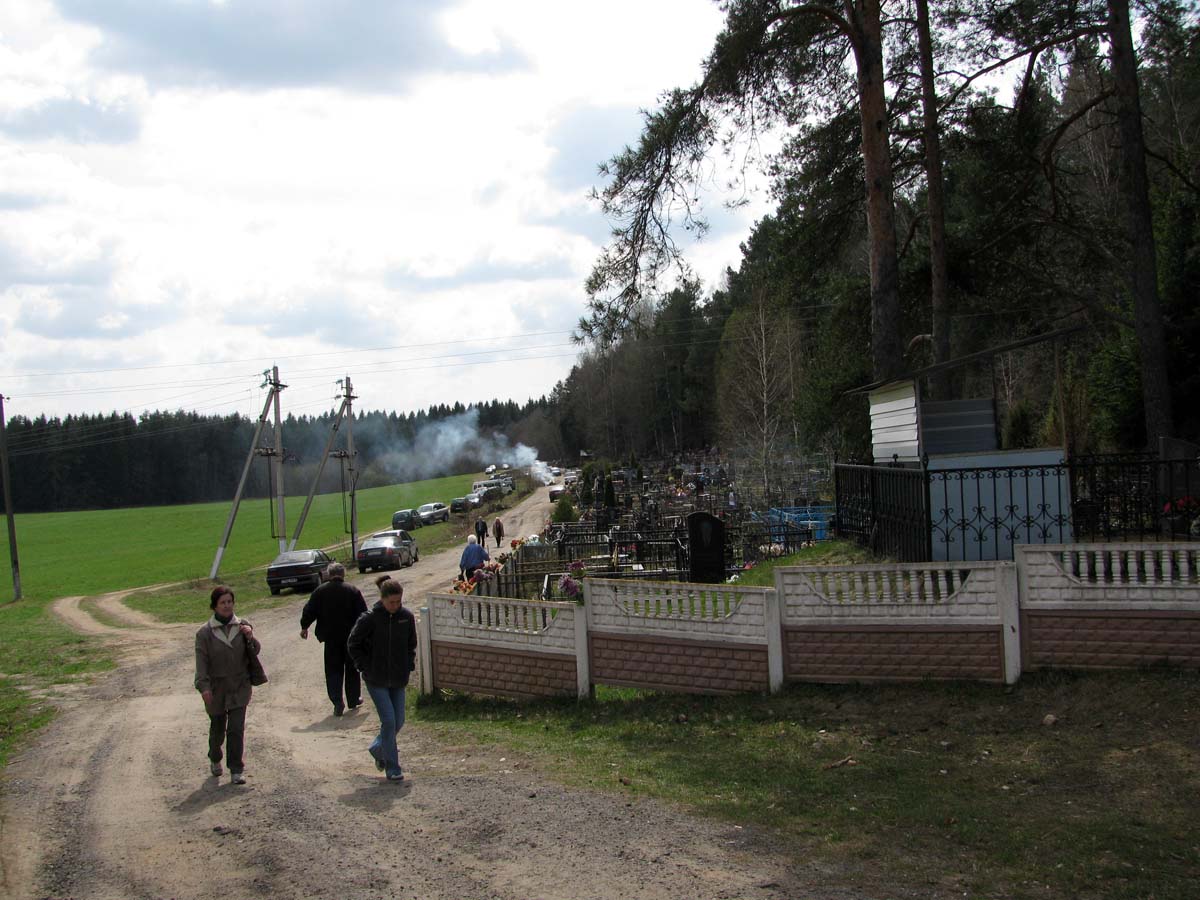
[0,0,773,423]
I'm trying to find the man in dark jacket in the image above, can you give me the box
[473,516,488,546]
[300,562,368,716]
[347,576,417,781]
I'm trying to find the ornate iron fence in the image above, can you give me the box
[835,454,1200,564]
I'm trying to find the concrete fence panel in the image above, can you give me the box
[585,579,773,694]
[775,562,1018,684]
[1017,543,1200,670]
[425,592,584,699]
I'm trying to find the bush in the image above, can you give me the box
[551,496,579,523]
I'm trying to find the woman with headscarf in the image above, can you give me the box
[194,585,262,785]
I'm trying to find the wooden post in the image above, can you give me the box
[0,394,20,599]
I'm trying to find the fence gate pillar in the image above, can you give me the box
[574,586,592,699]
[764,586,784,693]
[418,605,434,695]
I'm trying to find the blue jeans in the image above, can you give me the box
[365,683,406,777]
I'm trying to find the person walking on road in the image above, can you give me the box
[492,516,505,549]
[459,533,489,580]
[347,575,417,782]
[300,562,368,717]
[473,516,488,546]
[194,585,262,785]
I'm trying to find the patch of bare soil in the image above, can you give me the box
[0,486,868,900]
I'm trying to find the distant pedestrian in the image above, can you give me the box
[347,575,417,782]
[459,533,489,580]
[300,562,368,717]
[492,517,505,549]
[194,585,263,786]
[473,516,488,546]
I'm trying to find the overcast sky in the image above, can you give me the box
[0,0,772,424]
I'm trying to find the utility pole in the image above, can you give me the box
[0,394,21,599]
[344,376,359,558]
[270,365,287,554]
[289,384,351,550]
[210,371,283,580]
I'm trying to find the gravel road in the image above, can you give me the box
[0,485,862,900]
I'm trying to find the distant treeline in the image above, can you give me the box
[5,398,550,513]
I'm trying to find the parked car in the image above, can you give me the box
[266,549,332,595]
[391,508,422,530]
[449,497,470,514]
[484,464,497,475]
[465,492,483,507]
[550,466,562,477]
[356,531,417,572]
[417,501,449,525]
[549,485,567,502]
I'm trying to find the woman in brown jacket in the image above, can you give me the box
[194,585,261,785]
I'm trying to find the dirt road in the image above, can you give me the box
[0,486,842,900]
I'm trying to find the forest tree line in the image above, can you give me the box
[567,0,1200,466]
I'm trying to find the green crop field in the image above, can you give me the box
[0,474,476,602]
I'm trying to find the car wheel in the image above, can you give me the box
[413,549,419,563]
[270,586,280,595]
[358,566,366,574]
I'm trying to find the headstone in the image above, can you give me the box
[687,511,726,584]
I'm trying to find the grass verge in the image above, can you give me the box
[732,540,878,586]
[0,596,114,767]
[414,668,1200,900]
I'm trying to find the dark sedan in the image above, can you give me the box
[266,549,332,595]
[356,532,417,573]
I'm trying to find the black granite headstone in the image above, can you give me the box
[687,511,726,584]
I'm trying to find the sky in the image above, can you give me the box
[0,0,774,424]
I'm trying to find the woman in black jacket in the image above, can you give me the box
[347,575,417,782]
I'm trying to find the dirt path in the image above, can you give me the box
[0,486,853,900]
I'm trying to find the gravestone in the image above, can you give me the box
[687,511,726,583]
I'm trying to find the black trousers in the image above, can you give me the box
[324,638,361,710]
[208,705,246,772]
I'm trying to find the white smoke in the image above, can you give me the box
[528,459,554,485]
[371,407,542,484]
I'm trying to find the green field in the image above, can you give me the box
[0,474,476,602]
[0,473,479,765]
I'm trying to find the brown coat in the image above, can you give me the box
[194,617,262,713]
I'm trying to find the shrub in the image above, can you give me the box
[551,496,578,523]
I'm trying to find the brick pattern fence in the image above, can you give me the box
[419,543,1200,699]
[1018,544,1200,670]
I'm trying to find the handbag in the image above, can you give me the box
[243,624,268,686]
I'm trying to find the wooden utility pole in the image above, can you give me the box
[270,365,287,553]
[210,372,283,580]
[289,383,351,550]
[344,376,359,558]
[0,394,20,599]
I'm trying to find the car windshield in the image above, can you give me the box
[271,551,317,565]
[361,537,397,549]
[418,504,436,513]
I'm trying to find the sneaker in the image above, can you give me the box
[348,700,363,710]
[386,771,405,782]
[231,771,246,785]
[210,761,223,777]
[333,705,345,717]
[369,746,385,771]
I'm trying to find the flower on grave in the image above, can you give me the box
[558,574,582,602]
[567,559,585,575]
[511,537,526,550]
[1164,496,1199,516]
